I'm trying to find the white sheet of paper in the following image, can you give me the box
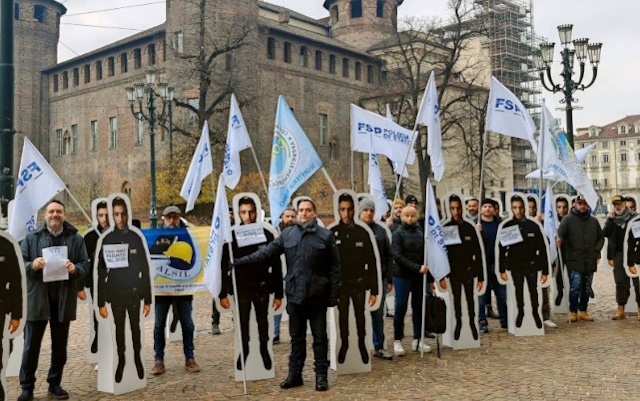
[43,245,69,283]
[103,244,129,268]
[235,223,267,248]
[442,226,462,246]
[499,225,524,246]
[632,221,640,239]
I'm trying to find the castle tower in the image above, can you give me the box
[324,0,403,49]
[14,0,66,162]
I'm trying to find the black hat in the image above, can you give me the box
[481,198,494,207]
[405,194,418,204]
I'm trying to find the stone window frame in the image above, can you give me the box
[71,124,78,154]
[174,31,184,54]
[319,113,329,146]
[133,48,142,70]
[55,129,63,156]
[120,53,128,74]
[342,58,350,78]
[267,37,276,60]
[329,54,337,74]
[83,64,91,84]
[148,44,156,66]
[355,62,362,81]
[299,46,309,67]
[283,42,292,63]
[107,57,115,77]
[52,74,58,93]
[109,117,118,149]
[72,68,79,87]
[95,60,103,80]
[62,130,71,156]
[350,0,363,18]
[62,71,68,90]
[315,50,323,71]
[90,120,98,152]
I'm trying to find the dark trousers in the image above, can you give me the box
[111,301,141,362]
[211,299,220,325]
[287,303,328,376]
[19,305,70,390]
[554,263,565,296]
[238,291,270,357]
[338,288,366,344]
[451,278,475,325]
[393,276,424,340]
[0,313,4,401]
[370,289,386,350]
[613,251,640,306]
[569,271,592,312]
[478,265,507,327]
[511,270,540,317]
[154,297,195,360]
[89,286,98,352]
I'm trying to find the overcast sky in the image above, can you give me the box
[57,0,639,131]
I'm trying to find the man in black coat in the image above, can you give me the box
[97,197,152,383]
[81,200,109,354]
[219,196,283,371]
[554,196,569,306]
[0,231,24,401]
[440,195,484,340]
[498,196,548,329]
[19,200,88,401]
[331,194,378,365]
[233,199,340,392]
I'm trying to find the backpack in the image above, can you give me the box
[425,293,447,334]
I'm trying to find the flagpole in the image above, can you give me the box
[321,167,338,193]
[350,151,355,190]
[393,120,420,201]
[420,254,427,359]
[249,146,270,208]
[64,188,97,231]
[538,99,546,202]
[227,242,248,394]
[478,131,488,200]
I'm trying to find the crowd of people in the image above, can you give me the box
[11,191,640,399]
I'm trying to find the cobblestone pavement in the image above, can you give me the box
[6,256,640,400]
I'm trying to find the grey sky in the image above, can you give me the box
[57,0,639,131]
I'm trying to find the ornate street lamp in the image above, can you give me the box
[534,24,602,150]
[125,69,175,228]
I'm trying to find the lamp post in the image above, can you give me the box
[126,70,174,228]
[534,24,602,150]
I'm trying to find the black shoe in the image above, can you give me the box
[500,321,508,329]
[555,291,564,306]
[588,286,595,299]
[115,359,125,383]
[515,312,524,328]
[48,384,69,400]
[211,323,221,335]
[385,312,394,319]
[135,353,145,379]
[358,341,369,364]
[17,389,34,401]
[236,352,248,371]
[337,344,348,364]
[91,337,98,354]
[453,322,462,340]
[487,307,500,320]
[273,335,280,344]
[316,374,328,391]
[533,312,543,329]
[424,331,436,339]
[280,374,303,389]
[260,345,272,370]
[470,323,479,340]
[479,319,489,333]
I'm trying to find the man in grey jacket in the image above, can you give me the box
[19,200,88,401]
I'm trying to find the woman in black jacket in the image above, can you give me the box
[391,206,431,356]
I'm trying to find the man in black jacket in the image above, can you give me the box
[440,195,484,340]
[499,196,548,329]
[97,198,152,383]
[19,200,88,401]
[80,200,108,355]
[233,199,340,392]
[554,196,569,306]
[332,194,378,365]
[219,196,283,371]
[557,195,604,322]
[0,231,24,401]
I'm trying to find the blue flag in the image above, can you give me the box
[269,96,322,221]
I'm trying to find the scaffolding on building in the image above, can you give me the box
[476,0,544,191]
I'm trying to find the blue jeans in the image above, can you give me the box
[393,276,424,341]
[569,271,593,312]
[274,313,282,337]
[154,297,195,360]
[478,264,507,327]
[371,287,386,350]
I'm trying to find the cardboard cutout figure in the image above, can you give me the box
[82,198,109,363]
[95,193,153,394]
[438,193,487,349]
[496,192,551,336]
[619,194,640,312]
[220,192,284,381]
[328,190,382,375]
[0,230,26,401]
[552,193,571,313]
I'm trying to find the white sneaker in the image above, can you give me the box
[412,339,432,353]
[94,364,99,371]
[393,340,405,356]
[543,319,558,328]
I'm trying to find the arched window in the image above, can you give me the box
[63,130,71,155]
[329,55,337,74]
[267,37,276,60]
[315,50,323,71]
[342,58,350,78]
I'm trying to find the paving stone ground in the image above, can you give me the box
[6,250,640,400]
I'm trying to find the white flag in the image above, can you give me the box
[416,71,445,181]
[424,179,450,281]
[526,143,595,181]
[539,104,598,208]
[543,181,558,264]
[485,76,538,153]
[180,122,213,212]
[351,104,417,167]
[384,104,409,178]
[223,94,253,189]
[368,153,389,220]
[8,138,66,241]
[204,174,232,297]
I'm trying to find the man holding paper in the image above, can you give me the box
[19,200,88,401]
